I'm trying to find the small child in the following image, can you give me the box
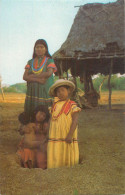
[47,79,81,168]
[17,105,50,169]
[17,112,39,168]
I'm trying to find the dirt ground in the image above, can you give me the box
[0,91,125,195]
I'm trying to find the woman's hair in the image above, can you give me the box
[31,105,50,123]
[54,85,70,96]
[32,39,52,59]
[18,112,30,125]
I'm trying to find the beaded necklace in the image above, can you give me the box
[31,56,48,74]
[52,99,70,120]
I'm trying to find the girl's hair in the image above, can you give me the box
[32,39,52,59]
[18,112,30,125]
[54,85,70,96]
[31,105,50,123]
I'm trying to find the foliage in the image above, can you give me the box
[3,83,27,93]
[2,74,125,93]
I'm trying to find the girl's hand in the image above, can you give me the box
[65,134,73,144]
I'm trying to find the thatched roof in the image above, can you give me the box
[53,0,124,76]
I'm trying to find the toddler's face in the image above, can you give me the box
[36,111,46,123]
[56,86,70,101]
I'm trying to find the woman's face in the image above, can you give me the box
[36,111,46,122]
[35,44,46,57]
[56,86,69,101]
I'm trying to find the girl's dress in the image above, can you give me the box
[24,56,57,116]
[47,97,81,168]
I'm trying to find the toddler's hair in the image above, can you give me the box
[54,85,70,96]
[31,105,50,123]
[18,112,30,125]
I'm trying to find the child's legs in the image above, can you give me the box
[36,151,47,169]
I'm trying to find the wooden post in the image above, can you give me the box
[89,74,94,91]
[0,76,5,101]
[108,59,113,110]
[59,61,63,79]
[99,76,108,97]
[73,59,82,107]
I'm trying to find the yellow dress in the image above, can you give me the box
[47,98,81,168]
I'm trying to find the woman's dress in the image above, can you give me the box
[24,56,57,116]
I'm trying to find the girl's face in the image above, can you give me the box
[36,111,46,123]
[56,86,70,101]
[35,44,46,57]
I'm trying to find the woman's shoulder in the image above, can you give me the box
[27,59,33,65]
[47,58,55,63]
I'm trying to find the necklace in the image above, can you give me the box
[52,99,70,120]
[31,56,48,74]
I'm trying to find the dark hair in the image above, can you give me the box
[54,85,70,96]
[32,39,52,59]
[31,105,50,123]
[18,112,30,125]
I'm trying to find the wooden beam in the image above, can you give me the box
[59,61,63,78]
[108,59,113,110]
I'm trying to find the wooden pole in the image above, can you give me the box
[99,76,108,97]
[0,79,5,101]
[59,61,63,79]
[108,59,113,110]
[73,59,82,108]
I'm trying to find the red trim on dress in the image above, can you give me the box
[25,64,30,69]
[47,63,57,73]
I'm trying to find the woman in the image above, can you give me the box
[23,39,57,118]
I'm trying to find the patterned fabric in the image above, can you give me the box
[24,57,57,116]
[47,99,81,168]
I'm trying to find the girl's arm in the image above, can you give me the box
[23,69,45,84]
[65,112,79,143]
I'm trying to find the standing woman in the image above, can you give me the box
[23,39,57,118]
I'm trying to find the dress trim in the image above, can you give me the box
[26,95,52,102]
[48,138,78,142]
[51,100,77,120]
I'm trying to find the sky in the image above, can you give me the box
[0,0,116,85]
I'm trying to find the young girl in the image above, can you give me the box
[47,79,81,168]
[31,105,50,169]
[17,105,50,169]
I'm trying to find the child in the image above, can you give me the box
[17,105,50,169]
[31,105,50,169]
[17,112,40,168]
[47,79,81,168]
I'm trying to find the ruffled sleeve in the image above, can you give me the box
[71,104,81,115]
[47,58,57,73]
[24,59,32,70]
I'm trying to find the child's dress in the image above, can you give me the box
[47,97,81,168]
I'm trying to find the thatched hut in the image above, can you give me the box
[53,0,124,108]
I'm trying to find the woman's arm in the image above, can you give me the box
[28,68,53,80]
[23,69,45,84]
[65,112,79,143]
